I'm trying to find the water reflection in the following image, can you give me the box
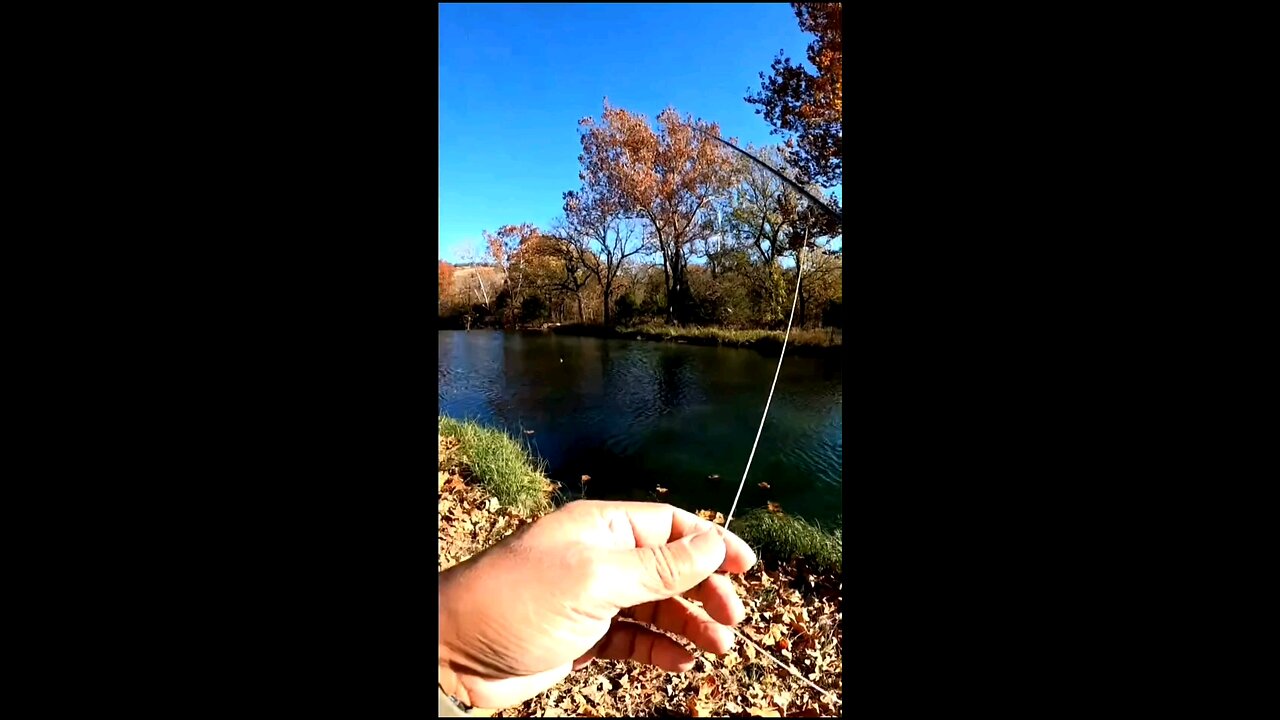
[438,330,843,526]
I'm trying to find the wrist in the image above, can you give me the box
[438,572,473,708]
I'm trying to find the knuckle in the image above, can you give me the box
[647,543,683,594]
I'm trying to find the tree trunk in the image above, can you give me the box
[797,272,806,328]
[602,279,613,326]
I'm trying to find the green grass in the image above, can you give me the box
[733,508,843,574]
[438,416,554,516]
[551,322,841,351]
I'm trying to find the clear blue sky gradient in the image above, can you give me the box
[439,3,840,264]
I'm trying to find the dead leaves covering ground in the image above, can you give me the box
[438,438,843,717]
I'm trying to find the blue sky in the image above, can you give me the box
[439,3,839,264]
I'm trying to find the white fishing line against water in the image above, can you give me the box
[723,240,806,533]
[673,236,841,706]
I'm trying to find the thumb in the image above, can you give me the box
[608,527,727,609]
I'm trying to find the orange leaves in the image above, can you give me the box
[438,259,455,297]
[767,500,784,514]
[576,100,735,243]
[695,508,726,525]
[746,3,842,186]
[758,481,771,489]
[482,223,542,274]
[685,679,723,717]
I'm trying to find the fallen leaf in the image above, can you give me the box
[748,708,781,717]
[708,474,720,480]
[695,509,726,526]
[655,485,668,495]
[581,474,591,483]
[767,501,783,514]
[758,481,771,489]
[524,429,535,435]
[687,695,717,717]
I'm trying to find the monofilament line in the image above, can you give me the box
[672,594,840,705]
[723,238,807,532]
[691,235,839,705]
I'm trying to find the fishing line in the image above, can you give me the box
[723,238,806,532]
[669,230,840,707]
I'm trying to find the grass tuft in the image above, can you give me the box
[733,508,842,574]
[439,416,554,516]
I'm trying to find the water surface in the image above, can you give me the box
[438,330,843,527]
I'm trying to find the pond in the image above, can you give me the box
[438,330,843,528]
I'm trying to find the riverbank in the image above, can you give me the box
[438,417,843,716]
[547,323,842,356]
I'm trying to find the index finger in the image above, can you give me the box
[601,501,757,574]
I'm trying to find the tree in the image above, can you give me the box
[715,143,841,327]
[782,200,842,327]
[460,240,493,310]
[560,186,646,326]
[438,260,455,312]
[483,223,540,327]
[745,2,842,187]
[513,230,595,324]
[577,100,736,324]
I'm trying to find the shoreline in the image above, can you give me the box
[437,416,841,574]
[441,322,843,357]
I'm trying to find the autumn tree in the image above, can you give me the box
[438,259,455,308]
[745,2,842,187]
[710,142,840,327]
[797,245,842,329]
[718,144,800,326]
[781,199,842,327]
[483,223,540,327]
[513,230,596,324]
[577,101,736,324]
[559,185,646,326]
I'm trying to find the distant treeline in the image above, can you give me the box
[438,99,842,333]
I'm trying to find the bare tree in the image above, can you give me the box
[559,188,647,326]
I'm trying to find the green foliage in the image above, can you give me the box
[734,508,842,574]
[520,295,548,324]
[438,416,553,515]
[613,293,642,326]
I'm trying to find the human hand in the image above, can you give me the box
[438,500,757,710]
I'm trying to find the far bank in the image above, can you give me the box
[438,322,843,356]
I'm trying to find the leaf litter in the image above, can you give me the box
[440,432,842,717]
